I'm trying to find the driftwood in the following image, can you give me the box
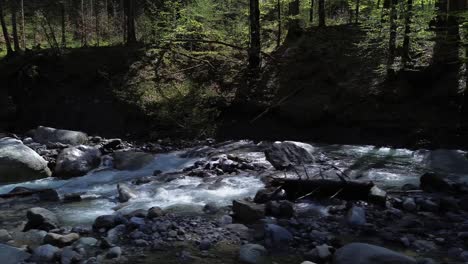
[271,178,375,201]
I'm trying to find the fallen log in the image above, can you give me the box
[270,178,375,201]
[0,188,57,200]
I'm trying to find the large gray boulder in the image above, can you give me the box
[31,126,88,145]
[0,137,51,183]
[24,207,59,232]
[233,200,265,224]
[424,149,468,174]
[265,141,316,169]
[55,146,101,178]
[333,243,417,264]
[112,151,154,170]
[0,244,31,264]
[32,244,60,262]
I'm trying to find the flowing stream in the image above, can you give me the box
[1,141,467,227]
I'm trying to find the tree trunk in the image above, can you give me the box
[21,0,25,49]
[277,0,282,48]
[310,0,314,23]
[0,0,12,55]
[61,1,66,48]
[125,0,136,44]
[387,0,397,73]
[288,0,300,34]
[318,0,326,27]
[82,0,88,46]
[95,0,100,46]
[11,0,21,52]
[355,0,360,23]
[249,0,261,69]
[402,0,413,66]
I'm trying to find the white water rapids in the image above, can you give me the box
[1,141,467,226]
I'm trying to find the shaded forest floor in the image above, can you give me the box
[1,24,468,149]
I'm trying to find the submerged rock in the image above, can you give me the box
[0,137,51,183]
[112,151,154,170]
[31,126,88,145]
[106,246,122,259]
[24,207,59,232]
[333,243,417,264]
[420,172,454,193]
[345,205,366,226]
[265,141,316,169]
[239,244,267,264]
[0,244,31,264]
[117,184,137,202]
[55,145,101,178]
[264,224,293,249]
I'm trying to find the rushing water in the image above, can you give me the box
[1,141,468,226]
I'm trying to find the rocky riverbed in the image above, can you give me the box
[0,126,468,263]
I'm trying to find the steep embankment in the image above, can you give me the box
[219,25,468,149]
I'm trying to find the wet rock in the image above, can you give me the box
[147,207,164,219]
[31,126,88,145]
[266,200,294,218]
[419,199,439,212]
[0,243,31,264]
[203,202,219,214]
[106,225,126,244]
[93,215,118,231]
[232,199,265,224]
[345,205,366,226]
[126,209,147,219]
[0,137,51,183]
[106,246,122,259]
[33,244,60,262]
[73,237,98,250]
[424,149,468,174]
[102,139,123,151]
[199,239,212,250]
[55,145,101,178]
[63,193,82,203]
[113,151,154,170]
[333,243,417,264]
[264,224,293,249]
[128,217,146,228]
[239,244,267,264]
[44,232,80,247]
[38,188,60,202]
[369,186,387,205]
[117,184,137,202]
[0,230,12,243]
[24,207,59,232]
[265,141,316,169]
[226,224,251,240]
[402,198,417,211]
[133,239,150,247]
[420,172,454,193]
[60,246,82,264]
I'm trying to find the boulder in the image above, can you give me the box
[0,229,12,243]
[32,244,60,262]
[420,172,454,193]
[233,200,265,224]
[112,151,154,170]
[424,149,468,174]
[117,184,137,203]
[265,141,316,169]
[106,246,122,259]
[264,224,293,249]
[93,215,118,231]
[10,229,47,249]
[0,137,51,183]
[24,207,59,232]
[239,244,267,264]
[44,233,80,247]
[31,126,88,145]
[333,243,417,264]
[55,146,101,178]
[60,246,82,264]
[147,207,164,219]
[0,244,31,264]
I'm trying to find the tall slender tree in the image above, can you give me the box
[11,0,21,52]
[402,0,413,66]
[387,0,397,73]
[0,0,12,55]
[125,0,136,44]
[20,0,25,49]
[61,1,67,48]
[355,0,360,23]
[277,0,282,47]
[318,0,325,27]
[249,0,261,69]
[288,0,300,34]
[310,0,315,23]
